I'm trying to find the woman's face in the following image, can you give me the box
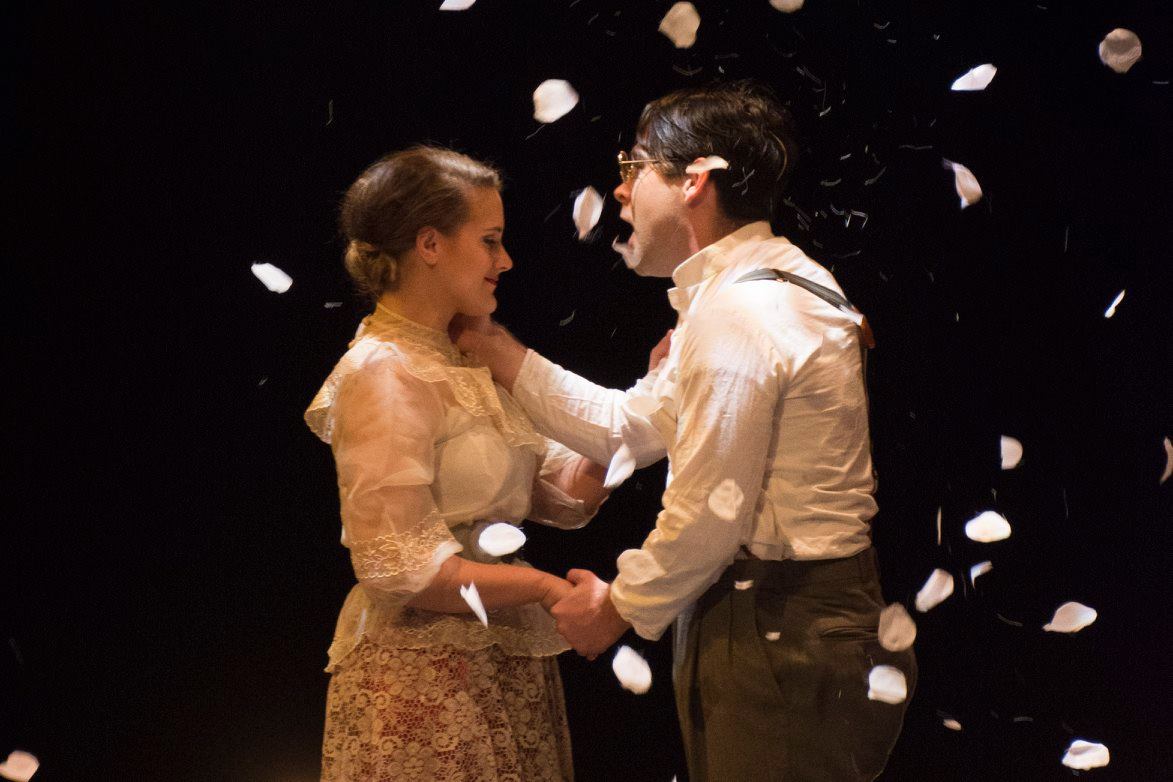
[436,187,512,317]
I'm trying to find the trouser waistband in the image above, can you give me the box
[713,547,878,590]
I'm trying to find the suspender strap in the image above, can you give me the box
[734,267,876,349]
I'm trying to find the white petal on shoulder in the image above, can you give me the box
[915,568,955,612]
[1099,29,1142,74]
[1043,601,1097,633]
[707,479,745,522]
[659,2,701,49]
[612,645,653,694]
[533,79,579,123]
[251,262,293,293]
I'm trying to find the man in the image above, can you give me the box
[459,81,914,781]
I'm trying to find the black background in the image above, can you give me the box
[5,0,1171,779]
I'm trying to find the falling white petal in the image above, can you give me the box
[965,510,1012,543]
[1104,289,1125,318]
[764,631,781,641]
[603,443,637,490]
[478,523,526,557]
[734,579,754,590]
[943,160,983,208]
[878,603,917,651]
[1161,437,1172,484]
[439,0,476,10]
[1062,739,1110,770]
[572,186,603,240]
[612,645,653,694]
[658,2,701,49]
[867,665,908,704]
[969,560,993,584]
[251,262,293,293]
[915,568,955,612]
[532,79,579,123]
[1099,29,1142,74]
[1000,436,1023,469]
[943,718,963,731]
[612,236,639,271]
[935,506,943,546]
[769,0,805,13]
[460,582,489,627]
[0,751,39,782]
[707,479,745,522]
[1043,601,1097,633]
[951,64,997,91]
[684,156,730,174]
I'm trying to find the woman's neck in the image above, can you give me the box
[377,288,454,333]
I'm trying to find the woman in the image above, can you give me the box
[305,146,610,781]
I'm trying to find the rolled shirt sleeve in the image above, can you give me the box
[330,355,463,607]
[609,302,787,640]
[512,349,668,472]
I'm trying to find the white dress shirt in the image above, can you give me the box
[512,222,877,640]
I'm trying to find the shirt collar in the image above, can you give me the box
[668,221,774,312]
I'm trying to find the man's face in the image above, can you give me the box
[612,144,693,278]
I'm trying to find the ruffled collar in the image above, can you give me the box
[354,303,462,365]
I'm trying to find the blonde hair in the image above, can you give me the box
[339,146,502,301]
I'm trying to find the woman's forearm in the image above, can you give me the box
[558,455,610,513]
[406,554,567,614]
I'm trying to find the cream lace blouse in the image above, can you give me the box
[306,305,595,671]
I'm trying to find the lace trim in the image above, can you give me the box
[305,309,545,455]
[349,511,455,579]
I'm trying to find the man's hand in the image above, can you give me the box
[550,569,632,659]
[648,329,674,374]
[449,314,527,392]
[449,313,496,354]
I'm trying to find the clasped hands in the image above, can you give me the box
[540,570,631,660]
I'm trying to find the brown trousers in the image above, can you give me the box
[673,548,915,781]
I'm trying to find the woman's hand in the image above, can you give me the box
[648,329,674,374]
[538,573,575,613]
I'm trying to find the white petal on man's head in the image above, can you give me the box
[477,523,526,557]
[459,582,489,627]
[658,2,701,49]
[1062,739,1110,770]
[612,645,653,694]
[532,79,579,123]
[707,479,745,522]
[251,262,293,293]
[867,665,908,704]
[915,568,955,612]
[769,0,805,13]
[439,0,476,9]
[969,560,993,584]
[943,718,963,731]
[951,64,997,91]
[0,751,39,782]
[1043,601,1097,633]
[878,603,917,651]
[1161,437,1172,484]
[572,186,603,240]
[942,159,983,208]
[684,156,730,174]
[1000,436,1023,469]
[964,510,1012,543]
[1099,29,1142,74]
[1104,289,1125,318]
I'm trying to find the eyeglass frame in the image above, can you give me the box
[617,150,668,184]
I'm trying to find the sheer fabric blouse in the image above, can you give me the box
[306,305,594,671]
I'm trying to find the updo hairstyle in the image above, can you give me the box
[339,146,502,301]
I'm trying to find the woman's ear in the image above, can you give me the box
[415,227,441,266]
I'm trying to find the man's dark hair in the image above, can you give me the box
[636,80,798,223]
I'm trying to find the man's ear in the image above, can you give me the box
[415,227,441,266]
[681,158,715,205]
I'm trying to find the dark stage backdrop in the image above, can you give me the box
[6,1,1170,780]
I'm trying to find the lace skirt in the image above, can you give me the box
[321,640,573,781]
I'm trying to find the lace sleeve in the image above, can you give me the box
[331,355,462,605]
[527,438,602,530]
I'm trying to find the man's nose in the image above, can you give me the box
[613,180,631,206]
